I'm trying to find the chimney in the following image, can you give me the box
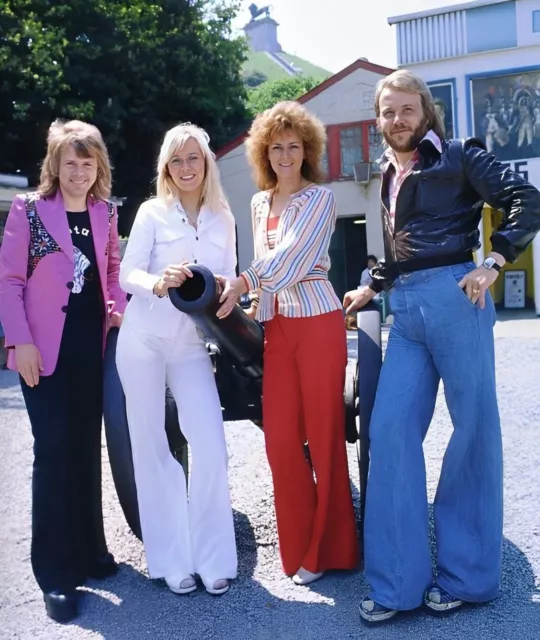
[243,15,282,53]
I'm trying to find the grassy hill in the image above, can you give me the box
[242,50,331,85]
[279,53,331,79]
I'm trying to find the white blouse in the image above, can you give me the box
[119,197,237,338]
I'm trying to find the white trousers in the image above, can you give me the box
[115,320,237,584]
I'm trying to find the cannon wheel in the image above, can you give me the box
[103,328,188,540]
[344,359,358,444]
[212,349,263,426]
[355,302,383,553]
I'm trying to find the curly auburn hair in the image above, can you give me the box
[39,119,112,202]
[245,101,327,191]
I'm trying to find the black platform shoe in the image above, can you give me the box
[87,552,118,580]
[43,590,78,623]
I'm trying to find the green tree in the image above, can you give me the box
[0,0,249,225]
[243,70,267,88]
[246,76,322,116]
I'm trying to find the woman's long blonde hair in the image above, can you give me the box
[156,123,232,216]
[39,119,112,201]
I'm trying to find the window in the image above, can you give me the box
[533,10,540,33]
[323,120,382,182]
[339,127,364,177]
[367,124,384,168]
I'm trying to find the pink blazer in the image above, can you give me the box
[0,190,127,376]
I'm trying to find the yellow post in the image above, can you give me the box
[481,205,534,305]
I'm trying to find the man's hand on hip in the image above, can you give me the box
[458,267,499,309]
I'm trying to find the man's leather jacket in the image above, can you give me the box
[369,136,540,292]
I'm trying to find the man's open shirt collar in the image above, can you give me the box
[380,130,443,173]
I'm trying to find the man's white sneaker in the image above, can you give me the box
[359,596,398,623]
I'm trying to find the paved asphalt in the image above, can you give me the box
[0,315,539,640]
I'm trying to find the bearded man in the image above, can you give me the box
[343,69,540,624]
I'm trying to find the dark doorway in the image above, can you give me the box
[328,216,367,302]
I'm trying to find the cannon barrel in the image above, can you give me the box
[168,264,264,380]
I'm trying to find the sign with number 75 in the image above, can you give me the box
[501,160,529,182]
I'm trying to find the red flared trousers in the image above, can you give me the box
[262,309,359,576]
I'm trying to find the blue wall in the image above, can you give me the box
[466,1,517,53]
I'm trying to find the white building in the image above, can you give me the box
[388,0,540,313]
[0,174,31,246]
[217,58,394,300]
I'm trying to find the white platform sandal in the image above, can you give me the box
[292,567,324,586]
[203,578,230,595]
[165,575,197,595]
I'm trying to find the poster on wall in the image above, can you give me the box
[428,81,455,139]
[471,68,540,161]
[504,270,526,309]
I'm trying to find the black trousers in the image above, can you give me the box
[20,313,107,593]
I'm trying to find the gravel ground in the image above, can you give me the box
[0,323,539,640]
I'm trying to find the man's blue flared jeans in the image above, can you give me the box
[364,263,503,610]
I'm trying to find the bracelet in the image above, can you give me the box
[153,281,167,298]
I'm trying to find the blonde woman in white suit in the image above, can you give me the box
[116,123,237,596]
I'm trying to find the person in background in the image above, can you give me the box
[217,101,359,586]
[360,255,378,288]
[116,123,238,597]
[0,120,126,623]
[343,69,540,624]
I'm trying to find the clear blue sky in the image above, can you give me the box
[233,0,470,72]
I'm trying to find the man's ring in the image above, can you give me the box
[473,288,479,293]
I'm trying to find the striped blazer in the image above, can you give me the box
[241,183,342,322]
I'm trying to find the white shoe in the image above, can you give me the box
[165,575,197,595]
[202,578,230,595]
[292,567,324,585]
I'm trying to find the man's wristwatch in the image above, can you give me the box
[482,257,502,273]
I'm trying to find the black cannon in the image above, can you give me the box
[169,265,264,425]
[103,264,382,547]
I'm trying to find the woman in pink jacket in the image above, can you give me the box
[0,120,126,624]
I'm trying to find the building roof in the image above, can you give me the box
[216,58,395,159]
[388,0,509,24]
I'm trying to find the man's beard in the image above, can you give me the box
[383,120,428,153]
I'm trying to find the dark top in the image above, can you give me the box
[61,211,104,352]
[369,137,540,292]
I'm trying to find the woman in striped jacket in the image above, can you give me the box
[217,101,359,585]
